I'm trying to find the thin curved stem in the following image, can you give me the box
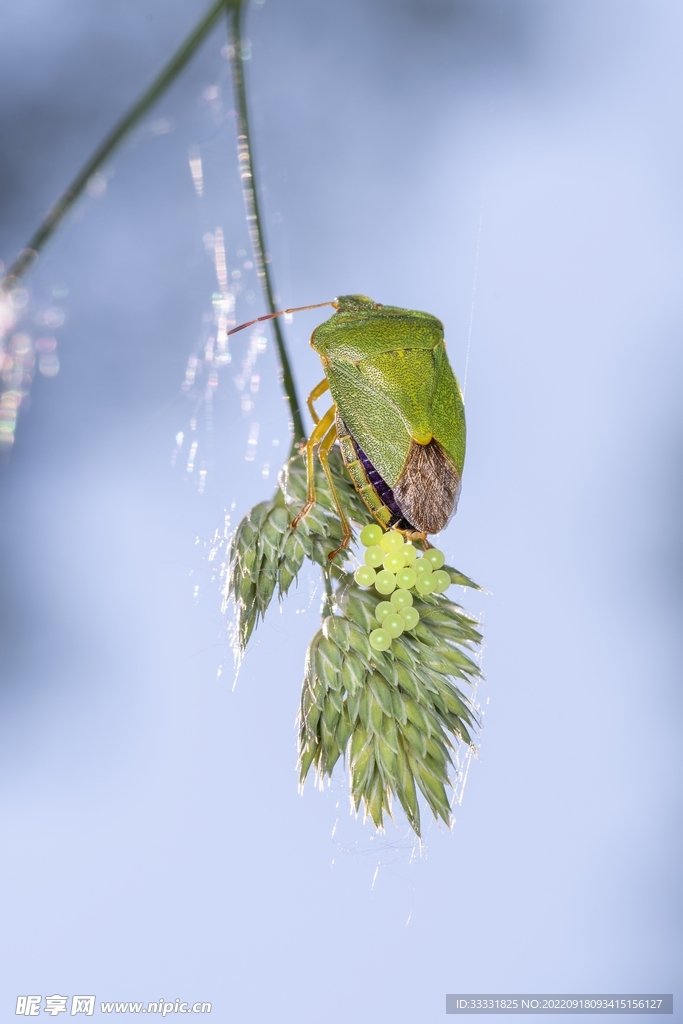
[227,3,306,447]
[1,0,236,291]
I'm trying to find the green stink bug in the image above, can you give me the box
[229,294,466,555]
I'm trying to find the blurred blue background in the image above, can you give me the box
[0,0,680,1019]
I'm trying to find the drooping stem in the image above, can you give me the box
[227,4,306,447]
[0,0,236,291]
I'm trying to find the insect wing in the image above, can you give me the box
[325,342,464,485]
[325,356,413,488]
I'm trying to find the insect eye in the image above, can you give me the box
[335,294,378,312]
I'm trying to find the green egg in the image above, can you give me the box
[364,545,385,568]
[390,589,413,610]
[383,612,405,638]
[360,523,383,547]
[354,565,376,588]
[374,569,397,595]
[369,628,392,651]
[375,601,394,623]
[415,571,436,595]
[395,567,417,590]
[400,606,420,630]
[379,530,404,554]
[402,544,417,566]
[383,551,406,572]
[424,547,445,570]
[413,558,430,575]
[432,569,451,593]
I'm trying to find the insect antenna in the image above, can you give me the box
[227,301,336,337]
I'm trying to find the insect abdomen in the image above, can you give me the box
[335,412,413,531]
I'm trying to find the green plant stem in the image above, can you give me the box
[321,569,334,618]
[0,0,236,292]
[227,4,306,447]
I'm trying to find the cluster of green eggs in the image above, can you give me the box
[353,524,450,652]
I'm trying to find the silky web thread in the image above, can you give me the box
[463,210,484,399]
[458,210,486,794]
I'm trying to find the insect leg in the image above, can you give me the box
[317,421,353,560]
[401,528,429,547]
[291,403,337,530]
[306,378,330,425]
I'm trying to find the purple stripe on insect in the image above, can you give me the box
[354,440,413,528]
